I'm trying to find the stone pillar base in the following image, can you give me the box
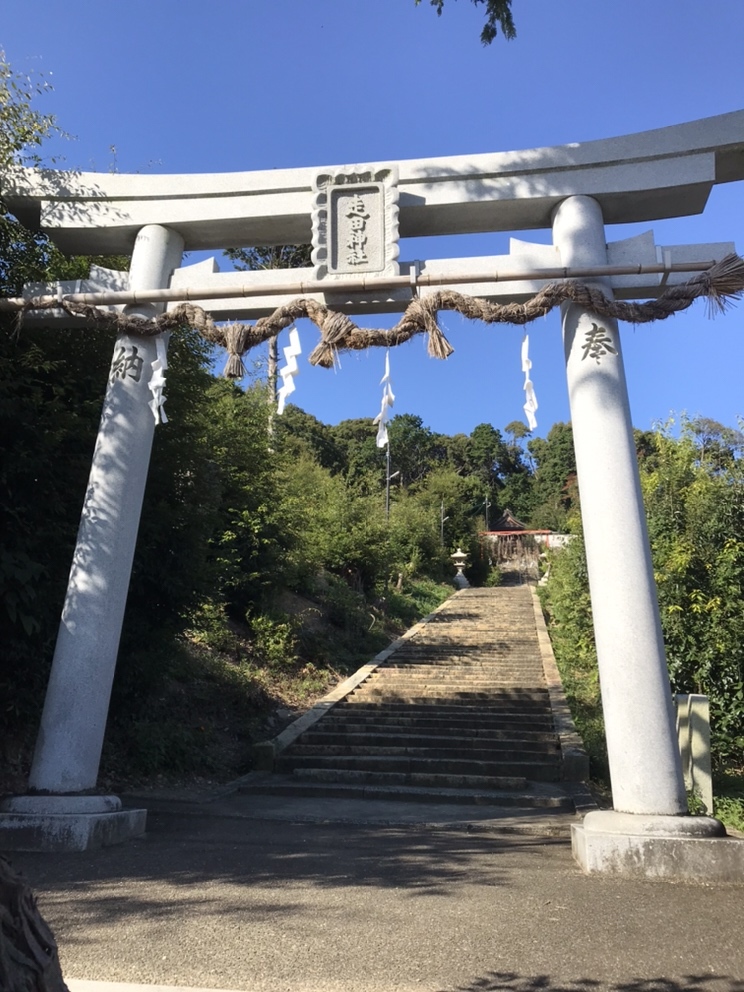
[0,795,146,852]
[572,809,744,882]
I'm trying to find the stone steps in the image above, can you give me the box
[244,587,581,811]
[285,767,530,790]
[316,714,556,731]
[244,777,573,809]
[355,676,545,685]
[341,696,552,709]
[289,742,558,760]
[277,753,561,782]
[329,699,553,730]
[299,731,558,748]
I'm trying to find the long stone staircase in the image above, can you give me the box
[243,586,589,812]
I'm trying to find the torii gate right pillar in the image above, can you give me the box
[552,196,734,878]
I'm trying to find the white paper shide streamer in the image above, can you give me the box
[521,334,538,431]
[373,351,395,448]
[276,326,302,415]
[148,335,169,424]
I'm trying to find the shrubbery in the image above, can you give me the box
[541,419,744,818]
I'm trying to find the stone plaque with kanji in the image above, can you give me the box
[312,167,399,280]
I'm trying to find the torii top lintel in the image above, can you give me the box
[6,112,744,255]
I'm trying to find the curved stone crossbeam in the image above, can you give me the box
[5,112,744,254]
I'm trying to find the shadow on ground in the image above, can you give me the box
[8,814,744,992]
[438,975,744,992]
[8,816,570,938]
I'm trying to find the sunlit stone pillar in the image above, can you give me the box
[2,226,184,846]
[553,195,688,818]
[0,226,183,848]
[26,225,184,799]
[553,195,727,876]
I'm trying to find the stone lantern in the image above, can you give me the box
[450,547,470,589]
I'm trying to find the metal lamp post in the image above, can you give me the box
[440,500,450,546]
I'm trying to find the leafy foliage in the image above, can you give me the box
[641,419,744,765]
[542,418,744,778]
[415,0,516,45]
[528,422,578,531]
[0,49,60,172]
[225,244,312,271]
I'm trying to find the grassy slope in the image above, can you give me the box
[96,576,453,792]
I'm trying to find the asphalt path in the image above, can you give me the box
[8,795,744,992]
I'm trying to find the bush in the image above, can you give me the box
[250,613,298,667]
[483,567,503,588]
[539,536,608,784]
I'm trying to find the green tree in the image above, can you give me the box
[465,421,534,522]
[196,378,286,617]
[504,419,531,449]
[415,0,516,45]
[274,403,346,474]
[641,420,744,765]
[388,413,445,489]
[528,421,578,531]
[224,244,312,272]
[331,416,385,491]
[466,423,508,488]
[543,418,744,772]
[278,451,388,594]
[443,432,470,475]
[688,415,744,473]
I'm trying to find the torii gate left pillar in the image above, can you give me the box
[0,224,183,851]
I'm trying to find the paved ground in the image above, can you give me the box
[9,792,744,992]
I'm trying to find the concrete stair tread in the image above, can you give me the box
[306,726,558,741]
[288,748,559,762]
[342,696,551,704]
[278,755,561,781]
[290,738,559,752]
[325,711,556,726]
[240,775,574,809]
[298,732,559,748]
[286,768,531,789]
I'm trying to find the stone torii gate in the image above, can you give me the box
[2,112,744,878]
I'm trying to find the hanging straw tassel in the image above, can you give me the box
[308,310,358,367]
[691,252,744,316]
[222,323,253,378]
[419,298,454,359]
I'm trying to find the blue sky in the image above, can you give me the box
[4,0,744,438]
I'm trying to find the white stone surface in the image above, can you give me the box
[0,809,146,852]
[5,112,743,252]
[1,794,121,814]
[581,809,723,837]
[572,810,743,881]
[27,225,184,794]
[552,195,688,817]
